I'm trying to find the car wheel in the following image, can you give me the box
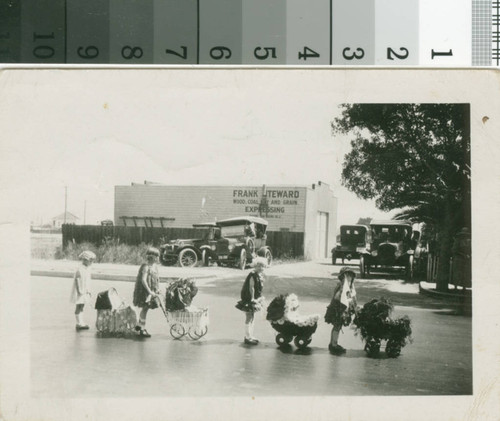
[246,238,255,255]
[201,250,210,267]
[238,249,247,270]
[178,248,198,268]
[332,252,337,265]
[265,249,273,267]
[360,255,367,279]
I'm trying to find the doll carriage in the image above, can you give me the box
[353,297,412,358]
[158,278,209,340]
[95,288,138,335]
[266,294,320,349]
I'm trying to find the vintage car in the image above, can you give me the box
[331,224,370,265]
[358,220,418,280]
[203,216,273,270]
[159,222,220,267]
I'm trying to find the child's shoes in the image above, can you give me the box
[75,324,90,331]
[329,344,346,355]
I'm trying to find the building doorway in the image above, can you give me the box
[316,211,329,258]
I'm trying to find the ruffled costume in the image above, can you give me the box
[235,271,265,312]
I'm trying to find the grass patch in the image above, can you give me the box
[53,238,152,265]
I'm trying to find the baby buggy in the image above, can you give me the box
[266,294,320,349]
[95,288,137,335]
[159,278,209,340]
[353,297,412,358]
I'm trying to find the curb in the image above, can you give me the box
[419,282,472,316]
[30,270,217,283]
[418,282,472,299]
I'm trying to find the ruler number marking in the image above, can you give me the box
[121,46,143,60]
[77,46,99,59]
[431,49,453,59]
[387,47,408,60]
[32,32,55,59]
[165,46,187,60]
[210,46,231,60]
[254,47,277,60]
[342,47,364,60]
[298,47,320,60]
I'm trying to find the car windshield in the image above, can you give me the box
[340,226,366,246]
[220,225,245,238]
[372,225,411,242]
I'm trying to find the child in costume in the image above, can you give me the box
[235,257,267,345]
[133,247,161,337]
[324,267,358,355]
[70,250,96,331]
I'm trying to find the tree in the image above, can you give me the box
[332,104,470,291]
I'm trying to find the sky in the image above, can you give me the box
[1,69,393,229]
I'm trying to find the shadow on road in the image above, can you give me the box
[204,276,463,314]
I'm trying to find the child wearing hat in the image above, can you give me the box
[133,247,161,337]
[70,250,96,331]
[235,257,267,345]
[325,267,358,355]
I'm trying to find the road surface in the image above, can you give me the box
[30,268,472,397]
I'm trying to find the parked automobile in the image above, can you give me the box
[159,222,220,267]
[331,224,370,265]
[358,220,417,280]
[203,216,273,270]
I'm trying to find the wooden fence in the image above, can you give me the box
[62,224,304,258]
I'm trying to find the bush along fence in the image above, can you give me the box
[62,225,304,259]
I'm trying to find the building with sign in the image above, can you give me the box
[114,181,337,259]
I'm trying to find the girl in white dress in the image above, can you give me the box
[70,250,96,330]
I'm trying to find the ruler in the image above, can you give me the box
[0,0,494,66]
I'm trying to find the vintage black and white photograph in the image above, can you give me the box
[0,68,499,421]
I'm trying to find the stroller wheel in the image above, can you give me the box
[364,338,381,357]
[294,336,310,349]
[275,333,293,346]
[188,326,208,340]
[385,340,401,358]
[170,324,185,339]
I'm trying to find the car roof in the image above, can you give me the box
[370,220,412,226]
[217,216,269,226]
[192,222,217,227]
[340,224,368,229]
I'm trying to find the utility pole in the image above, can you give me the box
[64,186,68,224]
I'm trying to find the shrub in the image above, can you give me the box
[54,238,152,265]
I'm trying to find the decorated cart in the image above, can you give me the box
[266,293,320,349]
[159,278,209,340]
[95,288,138,335]
[353,297,412,358]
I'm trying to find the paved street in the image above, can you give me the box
[30,263,472,397]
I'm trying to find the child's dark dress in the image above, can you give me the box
[324,279,347,326]
[133,263,160,309]
[235,271,264,312]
